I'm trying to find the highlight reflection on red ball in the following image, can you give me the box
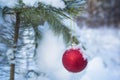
[62,48,87,73]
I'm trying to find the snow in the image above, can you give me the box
[81,57,120,80]
[22,0,38,7]
[38,0,65,8]
[0,25,120,80]
[0,0,17,8]
[36,22,70,80]
[0,0,65,9]
[23,0,65,8]
[35,22,120,80]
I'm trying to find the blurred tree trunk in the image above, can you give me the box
[10,12,20,80]
[76,0,120,28]
[113,0,120,26]
[87,0,120,27]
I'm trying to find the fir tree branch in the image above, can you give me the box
[44,10,79,44]
[2,0,84,45]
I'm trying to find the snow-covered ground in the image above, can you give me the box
[79,28,120,80]
[0,27,120,80]
[35,23,120,80]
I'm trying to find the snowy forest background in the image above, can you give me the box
[0,0,120,80]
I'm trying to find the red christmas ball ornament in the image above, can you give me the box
[62,48,87,73]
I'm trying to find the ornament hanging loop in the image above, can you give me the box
[70,36,79,47]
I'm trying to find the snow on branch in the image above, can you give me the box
[0,0,65,9]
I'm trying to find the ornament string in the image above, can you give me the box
[70,19,76,48]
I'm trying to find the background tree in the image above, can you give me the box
[76,0,120,27]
